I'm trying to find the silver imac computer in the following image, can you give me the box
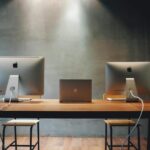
[0,56,44,102]
[105,62,150,101]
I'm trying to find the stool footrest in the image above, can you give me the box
[5,141,15,150]
[107,141,137,148]
[4,140,38,150]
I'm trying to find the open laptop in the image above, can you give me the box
[59,79,92,103]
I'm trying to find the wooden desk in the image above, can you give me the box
[0,99,150,150]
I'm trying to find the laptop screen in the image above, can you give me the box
[59,79,92,103]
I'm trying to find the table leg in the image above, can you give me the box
[147,118,150,150]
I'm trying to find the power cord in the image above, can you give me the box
[120,90,144,150]
[8,86,15,104]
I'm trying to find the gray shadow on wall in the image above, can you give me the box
[0,0,12,8]
[100,0,150,33]
[99,0,150,60]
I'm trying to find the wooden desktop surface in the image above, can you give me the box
[0,99,150,150]
[0,99,150,112]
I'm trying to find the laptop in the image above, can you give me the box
[59,79,92,103]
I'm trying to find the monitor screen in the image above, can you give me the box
[105,62,150,100]
[0,56,44,100]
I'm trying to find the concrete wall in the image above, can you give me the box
[0,0,150,137]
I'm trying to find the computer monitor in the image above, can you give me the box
[0,56,44,101]
[105,62,150,101]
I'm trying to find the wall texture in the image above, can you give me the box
[0,0,150,137]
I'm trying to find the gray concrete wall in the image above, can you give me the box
[0,0,150,137]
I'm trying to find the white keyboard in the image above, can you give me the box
[3,98,32,102]
[18,98,32,102]
[107,97,126,101]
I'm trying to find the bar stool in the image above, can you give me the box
[2,119,40,150]
[104,119,141,150]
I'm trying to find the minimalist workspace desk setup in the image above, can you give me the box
[0,57,150,149]
[0,99,150,150]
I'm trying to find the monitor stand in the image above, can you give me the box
[4,75,31,102]
[4,75,19,102]
[125,78,139,102]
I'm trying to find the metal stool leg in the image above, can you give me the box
[30,125,33,150]
[105,123,107,150]
[14,126,17,150]
[137,125,141,150]
[128,126,131,150]
[110,126,113,150]
[2,126,6,150]
[37,122,40,150]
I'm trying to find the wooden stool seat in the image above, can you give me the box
[2,119,39,126]
[104,119,136,126]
